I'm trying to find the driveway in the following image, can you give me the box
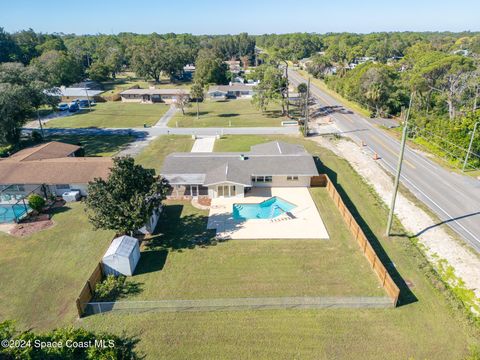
[207,187,329,239]
[191,136,216,152]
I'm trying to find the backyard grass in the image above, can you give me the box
[81,135,479,359]
[135,135,194,172]
[119,194,383,301]
[45,102,169,128]
[0,203,114,329]
[45,134,135,156]
[168,99,285,127]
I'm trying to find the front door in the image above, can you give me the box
[191,185,198,197]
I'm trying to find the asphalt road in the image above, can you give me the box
[289,69,480,252]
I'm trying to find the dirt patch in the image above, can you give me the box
[10,214,54,237]
[198,198,211,207]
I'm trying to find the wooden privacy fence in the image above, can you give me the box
[321,174,401,306]
[76,262,104,317]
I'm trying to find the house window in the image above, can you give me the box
[256,176,265,182]
[251,176,256,183]
[7,184,25,192]
[287,176,299,181]
[265,176,272,182]
[56,184,70,190]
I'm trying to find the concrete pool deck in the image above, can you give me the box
[207,187,329,239]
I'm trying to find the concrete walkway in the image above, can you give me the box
[85,296,394,315]
[153,105,178,127]
[191,136,216,152]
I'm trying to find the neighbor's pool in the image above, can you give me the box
[232,197,296,220]
[0,204,30,223]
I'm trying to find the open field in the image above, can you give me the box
[120,193,384,301]
[0,203,114,329]
[169,99,285,127]
[79,134,479,359]
[45,134,135,156]
[45,102,169,128]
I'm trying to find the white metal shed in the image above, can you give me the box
[102,235,141,276]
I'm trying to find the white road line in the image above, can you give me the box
[379,158,480,246]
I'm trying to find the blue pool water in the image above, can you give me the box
[0,204,30,223]
[233,197,296,220]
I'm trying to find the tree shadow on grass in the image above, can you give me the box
[313,156,417,306]
[218,113,240,118]
[145,204,217,251]
[186,111,210,117]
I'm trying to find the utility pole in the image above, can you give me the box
[85,88,92,112]
[36,108,45,138]
[462,121,479,172]
[304,77,310,137]
[386,93,414,236]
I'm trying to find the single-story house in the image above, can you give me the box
[119,88,190,104]
[0,141,112,197]
[161,141,319,199]
[46,86,105,102]
[207,84,256,100]
[224,60,241,73]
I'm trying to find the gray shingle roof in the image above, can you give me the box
[161,141,318,186]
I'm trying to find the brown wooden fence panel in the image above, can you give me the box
[320,174,400,307]
[76,262,105,317]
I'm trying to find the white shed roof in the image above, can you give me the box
[104,235,139,258]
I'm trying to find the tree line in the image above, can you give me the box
[257,32,480,168]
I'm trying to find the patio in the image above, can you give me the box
[207,187,329,239]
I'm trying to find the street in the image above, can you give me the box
[289,69,480,252]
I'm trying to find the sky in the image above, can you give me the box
[1,0,479,35]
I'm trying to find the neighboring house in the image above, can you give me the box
[46,86,105,102]
[224,60,241,73]
[161,141,319,199]
[70,80,104,90]
[0,141,112,197]
[119,88,190,104]
[207,84,256,100]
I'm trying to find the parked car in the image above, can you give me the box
[68,102,79,112]
[57,103,69,111]
[78,99,92,108]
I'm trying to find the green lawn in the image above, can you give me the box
[135,135,195,172]
[119,193,383,301]
[45,134,135,156]
[0,203,114,330]
[169,99,286,127]
[45,102,169,128]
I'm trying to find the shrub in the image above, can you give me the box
[94,275,142,301]
[0,320,139,359]
[0,145,12,157]
[30,130,43,143]
[28,194,46,213]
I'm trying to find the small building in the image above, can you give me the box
[207,84,256,100]
[47,86,105,102]
[102,235,141,277]
[224,60,241,73]
[119,88,190,104]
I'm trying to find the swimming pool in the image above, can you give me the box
[0,204,30,223]
[232,197,296,220]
